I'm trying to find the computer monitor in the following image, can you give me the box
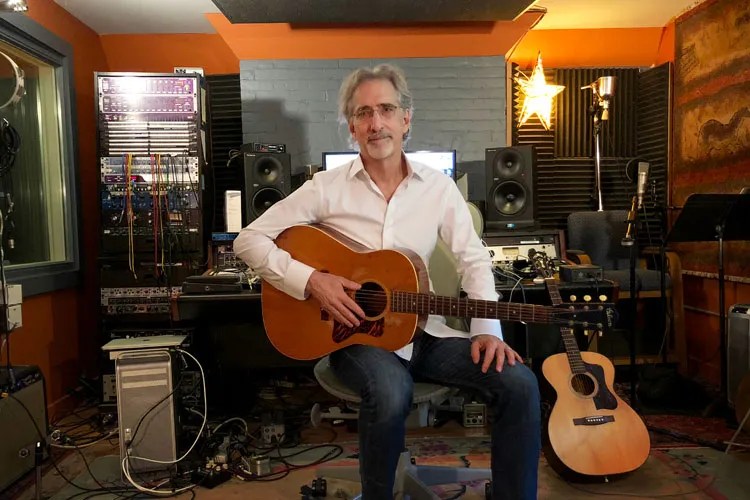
[321,151,359,171]
[406,150,456,180]
[321,150,457,180]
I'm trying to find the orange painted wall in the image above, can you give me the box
[509,26,675,68]
[205,13,542,60]
[97,16,675,75]
[100,34,238,74]
[13,0,109,410]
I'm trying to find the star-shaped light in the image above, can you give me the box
[515,52,565,130]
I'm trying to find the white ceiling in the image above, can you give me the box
[533,0,702,30]
[52,0,704,35]
[53,0,222,34]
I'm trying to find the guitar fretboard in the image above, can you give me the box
[544,279,586,374]
[390,291,553,323]
[560,327,586,374]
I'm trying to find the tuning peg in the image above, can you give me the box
[569,295,577,302]
[599,294,608,302]
[584,295,592,302]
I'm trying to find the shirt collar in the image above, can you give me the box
[348,152,427,182]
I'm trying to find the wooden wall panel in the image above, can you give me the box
[673,0,750,384]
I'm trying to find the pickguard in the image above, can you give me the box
[332,318,385,343]
[584,361,618,410]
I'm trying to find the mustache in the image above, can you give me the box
[368,133,391,141]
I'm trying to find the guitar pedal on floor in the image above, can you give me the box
[463,403,487,427]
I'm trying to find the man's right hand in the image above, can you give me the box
[305,270,365,328]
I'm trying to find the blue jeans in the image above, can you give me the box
[329,332,541,500]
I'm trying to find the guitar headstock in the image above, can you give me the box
[553,294,617,334]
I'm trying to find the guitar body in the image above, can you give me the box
[542,351,651,477]
[261,225,429,360]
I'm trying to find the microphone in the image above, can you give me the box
[636,162,649,209]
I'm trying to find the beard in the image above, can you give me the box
[363,133,398,160]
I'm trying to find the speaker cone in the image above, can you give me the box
[491,181,526,215]
[253,156,282,184]
[251,187,284,217]
[493,148,523,178]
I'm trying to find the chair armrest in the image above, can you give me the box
[565,249,592,265]
[640,246,661,255]
[663,251,682,281]
[637,247,681,277]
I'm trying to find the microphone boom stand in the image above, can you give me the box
[593,108,605,212]
[584,76,615,213]
[623,196,639,408]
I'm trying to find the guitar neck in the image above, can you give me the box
[560,327,586,374]
[391,291,554,324]
[544,279,587,374]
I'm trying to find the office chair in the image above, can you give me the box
[312,202,493,499]
[565,210,686,373]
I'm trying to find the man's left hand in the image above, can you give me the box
[471,335,523,373]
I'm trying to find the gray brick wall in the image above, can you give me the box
[240,57,506,167]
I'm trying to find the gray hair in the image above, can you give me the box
[338,64,414,143]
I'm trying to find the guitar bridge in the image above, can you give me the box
[572,415,615,426]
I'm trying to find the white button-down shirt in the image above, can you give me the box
[233,155,502,360]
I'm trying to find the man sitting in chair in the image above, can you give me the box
[234,64,541,499]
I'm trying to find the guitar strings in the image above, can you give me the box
[343,289,557,321]
[349,289,555,308]
[344,291,607,322]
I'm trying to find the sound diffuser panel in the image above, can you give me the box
[212,0,537,24]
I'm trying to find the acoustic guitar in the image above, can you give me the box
[261,225,615,360]
[541,279,651,478]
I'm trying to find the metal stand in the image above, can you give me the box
[656,183,669,365]
[667,193,750,415]
[34,441,43,500]
[626,204,639,408]
[593,111,605,212]
[583,76,615,212]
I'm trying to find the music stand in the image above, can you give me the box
[667,193,750,412]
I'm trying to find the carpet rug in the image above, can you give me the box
[644,414,750,450]
[42,438,750,500]
[282,437,750,499]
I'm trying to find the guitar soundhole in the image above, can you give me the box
[570,373,597,397]
[354,281,387,319]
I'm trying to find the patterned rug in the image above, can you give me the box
[645,414,750,449]
[37,435,750,500]
[306,437,750,499]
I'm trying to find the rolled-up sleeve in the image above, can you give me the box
[438,186,502,340]
[233,178,322,300]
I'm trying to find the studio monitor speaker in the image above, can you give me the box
[243,152,291,223]
[484,145,537,230]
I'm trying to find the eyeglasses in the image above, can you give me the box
[351,103,401,122]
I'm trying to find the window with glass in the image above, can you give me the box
[0,15,80,295]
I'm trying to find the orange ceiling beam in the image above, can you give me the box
[205,11,545,59]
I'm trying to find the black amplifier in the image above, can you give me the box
[249,142,286,153]
[182,274,243,294]
[1,366,47,492]
[559,264,603,283]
